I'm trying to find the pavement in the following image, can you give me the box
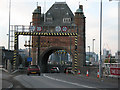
[2,79,13,89]
[75,73,119,84]
[1,68,14,89]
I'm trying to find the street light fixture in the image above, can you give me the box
[109,0,120,1]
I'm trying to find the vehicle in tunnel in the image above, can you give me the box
[27,65,41,76]
[50,67,60,73]
[64,67,73,74]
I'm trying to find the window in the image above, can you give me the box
[61,8,65,9]
[46,18,52,22]
[48,13,50,15]
[63,18,71,23]
[55,7,58,9]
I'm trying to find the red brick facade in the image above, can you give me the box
[31,4,86,72]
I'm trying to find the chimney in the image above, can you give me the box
[37,6,41,14]
[80,5,83,11]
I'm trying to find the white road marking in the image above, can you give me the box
[43,74,95,88]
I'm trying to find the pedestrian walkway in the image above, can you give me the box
[0,68,13,89]
[75,73,119,84]
[2,79,13,89]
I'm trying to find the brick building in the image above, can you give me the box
[31,2,86,72]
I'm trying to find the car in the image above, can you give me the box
[51,67,60,73]
[27,65,41,76]
[64,67,73,74]
[18,64,24,70]
[64,67,67,73]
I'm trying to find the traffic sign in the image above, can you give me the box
[37,26,42,32]
[29,26,35,31]
[62,26,68,32]
[27,57,32,62]
[55,26,61,32]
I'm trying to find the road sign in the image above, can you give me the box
[29,26,35,31]
[55,26,61,32]
[37,26,42,32]
[27,57,32,62]
[62,26,68,32]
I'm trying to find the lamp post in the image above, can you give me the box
[88,46,90,62]
[92,39,95,53]
[99,0,103,79]
[8,0,11,50]
[109,0,120,1]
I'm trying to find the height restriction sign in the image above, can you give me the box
[37,26,42,32]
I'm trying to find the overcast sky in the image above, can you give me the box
[0,0,118,55]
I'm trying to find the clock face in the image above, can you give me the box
[55,26,61,32]
[62,26,68,32]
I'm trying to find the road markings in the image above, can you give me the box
[43,74,95,88]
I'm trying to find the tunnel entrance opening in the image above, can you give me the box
[40,47,73,73]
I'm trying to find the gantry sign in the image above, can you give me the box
[13,28,78,73]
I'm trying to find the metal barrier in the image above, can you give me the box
[104,63,120,77]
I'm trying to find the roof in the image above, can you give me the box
[33,6,41,14]
[76,8,83,13]
[44,2,74,26]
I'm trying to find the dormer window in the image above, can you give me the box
[61,8,65,9]
[63,18,71,23]
[48,12,50,15]
[46,18,52,22]
[55,7,58,9]
[66,12,69,15]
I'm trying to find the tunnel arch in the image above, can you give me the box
[39,46,74,73]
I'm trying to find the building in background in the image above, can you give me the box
[0,46,13,69]
[115,51,120,63]
[48,52,72,65]
[86,52,98,65]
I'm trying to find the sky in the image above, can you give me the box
[0,0,118,56]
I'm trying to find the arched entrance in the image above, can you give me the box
[39,47,73,73]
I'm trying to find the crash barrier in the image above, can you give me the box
[104,63,120,77]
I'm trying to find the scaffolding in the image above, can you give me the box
[10,25,30,50]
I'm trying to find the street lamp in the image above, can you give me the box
[109,0,120,1]
[8,0,11,50]
[92,39,95,53]
[99,0,103,78]
[88,46,90,62]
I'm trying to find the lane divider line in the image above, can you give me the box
[43,74,95,88]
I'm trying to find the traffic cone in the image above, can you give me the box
[66,70,68,74]
[78,69,81,75]
[97,70,99,78]
[86,70,89,77]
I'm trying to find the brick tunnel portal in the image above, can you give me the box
[39,47,73,73]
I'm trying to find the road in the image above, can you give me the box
[14,73,118,89]
[1,69,26,89]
